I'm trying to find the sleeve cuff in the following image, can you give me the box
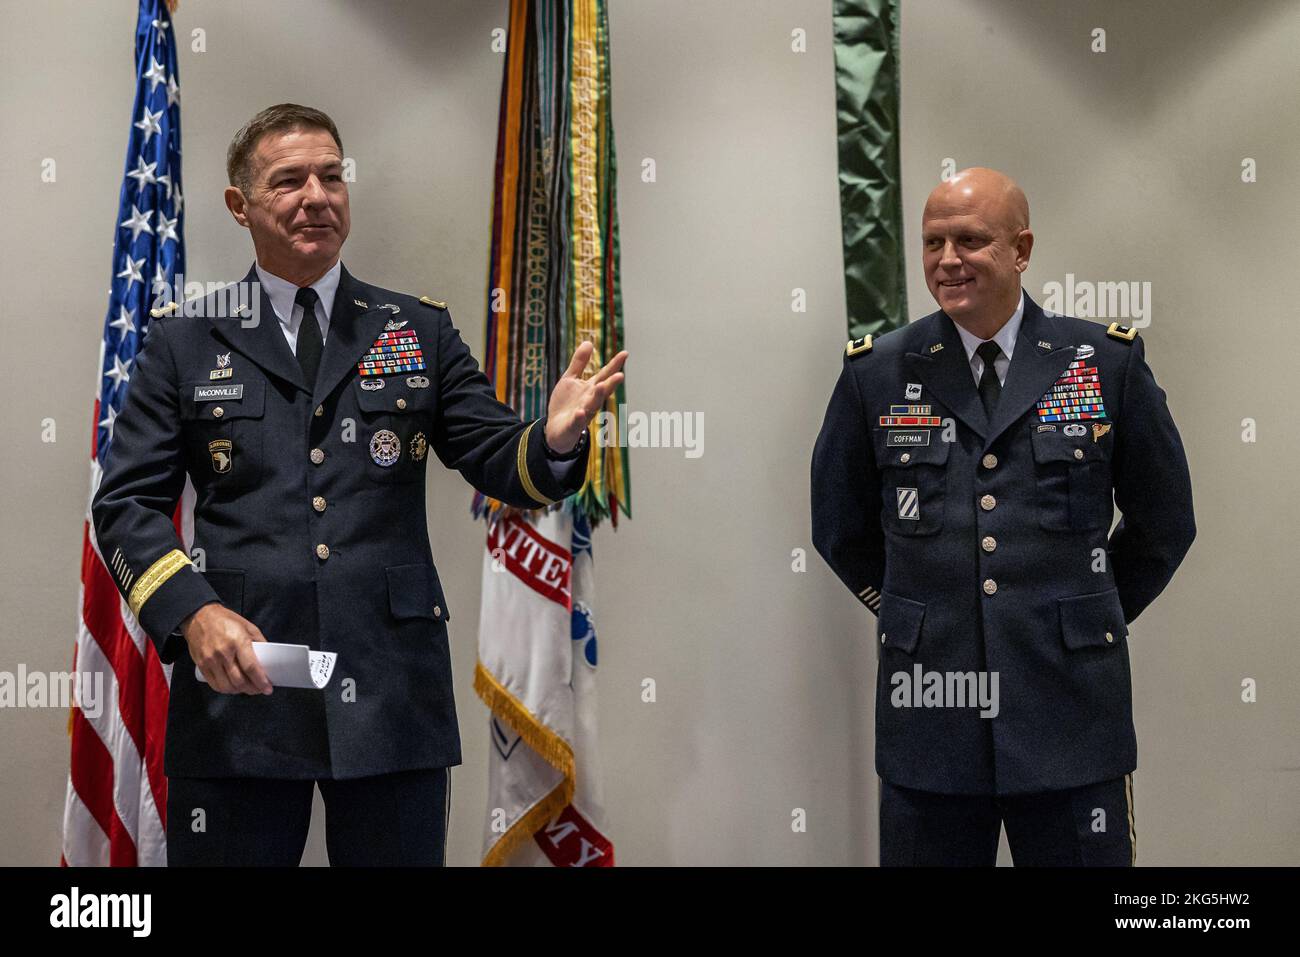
[130,550,219,662]
[520,417,590,504]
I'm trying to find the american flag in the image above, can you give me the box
[63,0,185,867]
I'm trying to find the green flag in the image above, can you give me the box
[833,0,907,339]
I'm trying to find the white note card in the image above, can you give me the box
[195,642,337,690]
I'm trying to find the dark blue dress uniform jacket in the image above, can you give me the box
[92,264,588,780]
[811,291,1195,796]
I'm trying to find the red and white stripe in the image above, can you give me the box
[61,398,191,867]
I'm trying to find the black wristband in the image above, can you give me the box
[544,427,588,461]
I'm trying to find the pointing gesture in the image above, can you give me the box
[544,340,628,454]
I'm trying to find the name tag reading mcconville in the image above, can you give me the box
[193,384,244,401]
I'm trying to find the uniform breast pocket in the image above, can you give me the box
[873,431,951,536]
[179,379,266,491]
[354,375,437,484]
[1029,425,1112,532]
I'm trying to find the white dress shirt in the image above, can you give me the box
[254,258,581,474]
[255,259,342,354]
[951,289,1025,388]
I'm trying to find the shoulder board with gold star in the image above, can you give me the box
[419,296,447,309]
[149,301,180,319]
[1106,321,1138,342]
[845,334,873,358]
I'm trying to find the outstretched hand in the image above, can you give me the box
[544,341,628,453]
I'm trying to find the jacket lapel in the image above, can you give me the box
[983,293,1077,446]
[311,263,392,406]
[205,265,305,392]
[902,313,989,440]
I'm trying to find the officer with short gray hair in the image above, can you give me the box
[93,103,628,866]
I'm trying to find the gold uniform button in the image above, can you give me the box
[899,453,911,464]
[212,406,224,418]
[1073,448,1084,460]
[981,453,998,469]
[982,578,998,595]
[314,405,324,417]
[396,398,407,410]
[433,605,442,619]
[310,448,325,465]
[981,536,997,553]
[315,543,330,560]
[1105,631,1115,643]
[980,494,997,511]
[312,496,326,513]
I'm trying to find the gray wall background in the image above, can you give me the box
[1,0,1296,865]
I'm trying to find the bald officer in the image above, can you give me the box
[92,104,627,866]
[811,168,1194,866]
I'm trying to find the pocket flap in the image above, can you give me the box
[874,431,951,468]
[181,378,266,420]
[1030,425,1103,464]
[385,563,450,622]
[201,568,245,614]
[1058,588,1127,650]
[356,377,435,414]
[877,590,926,654]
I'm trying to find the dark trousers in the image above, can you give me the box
[879,774,1135,866]
[166,767,451,866]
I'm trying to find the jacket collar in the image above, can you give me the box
[209,262,392,404]
[902,290,1077,446]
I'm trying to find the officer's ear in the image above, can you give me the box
[224,185,251,228]
[1014,228,1034,272]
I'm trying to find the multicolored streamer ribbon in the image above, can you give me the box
[476,0,628,527]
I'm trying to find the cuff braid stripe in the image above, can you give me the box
[127,549,192,617]
[516,421,557,507]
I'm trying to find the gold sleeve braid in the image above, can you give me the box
[127,548,193,617]
[516,421,557,507]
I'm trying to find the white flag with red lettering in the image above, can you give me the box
[474,508,613,866]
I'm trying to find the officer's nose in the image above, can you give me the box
[301,174,328,210]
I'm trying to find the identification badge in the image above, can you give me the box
[194,384,243,401]
[370,429,401,467]
[887,430,930,447]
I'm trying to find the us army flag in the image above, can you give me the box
[475,508,613,866]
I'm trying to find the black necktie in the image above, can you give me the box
[294,287,323,387]
[976,340,1002,418]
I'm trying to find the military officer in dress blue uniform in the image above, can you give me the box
[812,168,1194,866]
[92,104,628,866]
